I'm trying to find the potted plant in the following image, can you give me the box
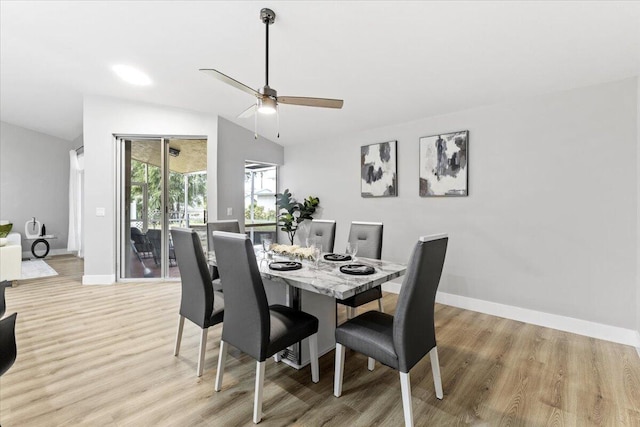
[275,189,319,245]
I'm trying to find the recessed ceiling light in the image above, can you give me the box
[112,64,152,86]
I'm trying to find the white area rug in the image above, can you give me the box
[21,259,58,280]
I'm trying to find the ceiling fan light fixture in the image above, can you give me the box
[200,7,343,138]
[257,97,277,115]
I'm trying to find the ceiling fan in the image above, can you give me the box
[200,8,344,138]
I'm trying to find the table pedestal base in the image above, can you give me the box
[264,279,336,369]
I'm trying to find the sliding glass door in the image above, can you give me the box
[118,136,207,280]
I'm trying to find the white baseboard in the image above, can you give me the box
[22,248,72,259]
[382,283,639,349]
[434,292,640,348]
[82,274,115,285]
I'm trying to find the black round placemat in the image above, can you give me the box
[339,264,375,275]
[324,253,352,262]
[269,261,303,271]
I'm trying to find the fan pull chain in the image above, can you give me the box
[254,107,258,139]
[276,106,280,138]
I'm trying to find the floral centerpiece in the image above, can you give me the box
[270,244,317,261]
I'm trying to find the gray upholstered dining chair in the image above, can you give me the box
[171,227,225,377]
[146,228,177,266]
[211,231,319,424]
[336,222,384,318]
[308,219,336,253]
[207,220,241,292]
[333,234,448,427]
[0,312,17,377]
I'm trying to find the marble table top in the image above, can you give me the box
[208,252,407,300]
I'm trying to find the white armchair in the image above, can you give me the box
[0,232,22,283]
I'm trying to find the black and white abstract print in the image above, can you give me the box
[419,131,468,197]
[361,141,397,197]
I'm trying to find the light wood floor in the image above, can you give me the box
[1,255,639,426]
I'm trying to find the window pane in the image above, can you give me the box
[245,162,277,245]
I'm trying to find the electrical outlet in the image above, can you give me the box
[227,207,233,216]
[96,207,106,217]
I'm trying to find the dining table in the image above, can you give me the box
[209,250,407,369]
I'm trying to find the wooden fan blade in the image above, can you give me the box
[237,104,257,118]
[277,96,344,109]
[200,69,260,97]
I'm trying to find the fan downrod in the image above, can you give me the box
[260,8,275,24]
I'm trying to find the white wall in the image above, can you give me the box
[216,117,284,222]
[637,78,640,339]
[282,78,638,330]
[83,96,218,283]
[0,121,76,255]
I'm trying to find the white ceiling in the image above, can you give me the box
[1,1,639,145]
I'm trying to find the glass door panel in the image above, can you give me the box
[167,139,208,278]
[123,138,164,278]
[120,137,207,281]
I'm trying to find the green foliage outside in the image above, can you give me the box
[130,160,207,226]
[245,204,276,221]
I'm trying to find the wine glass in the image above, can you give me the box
[261,236,273,259]
[312,244,322,268]
[345,242,358,262]
[306,236,318,248]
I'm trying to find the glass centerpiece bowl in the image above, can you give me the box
[270,244,317,263]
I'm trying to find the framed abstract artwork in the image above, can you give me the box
[419,131,468,197]
[361,140,397,197]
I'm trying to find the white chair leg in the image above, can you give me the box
[173,315,185,356]
[309,334,319,383]
[377,298,384,313]
[334,343,346,397]
[399,372,414,427]
[430,346,444,399]
[367,357,375,371]
[214,340,227,391]
[196,327,208,377]
[253,361,266,424]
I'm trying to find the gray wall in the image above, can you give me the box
[216,117,284,222]
[281,77,639,330]
[0,121,76,254]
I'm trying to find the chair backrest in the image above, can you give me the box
[308,220,336,253]
[0,312,17,376]
[130,227,152,253]
[130,226,145,243]
[348,222,383,259]
[207,220,241,252]
[212,231,270,361]
[146,229,161,260]
[393,234,448,373]
[207,220,241,280]
[171,228,215,328]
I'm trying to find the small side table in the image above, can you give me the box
[26,235,57,258]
